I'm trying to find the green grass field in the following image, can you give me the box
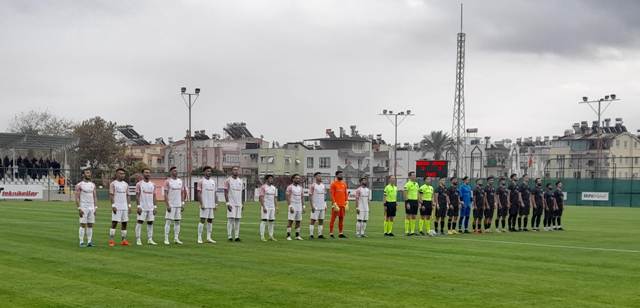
[1,201,639,307]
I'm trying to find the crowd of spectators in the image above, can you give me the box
[0,155,62,181]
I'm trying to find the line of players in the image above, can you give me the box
[74,166,564,247]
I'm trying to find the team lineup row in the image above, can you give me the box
[74,166,565,247]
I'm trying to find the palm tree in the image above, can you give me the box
[420,131,455,160]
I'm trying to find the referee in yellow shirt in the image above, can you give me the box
[404,172,420,236]
[418,177,434,236]
[383,176,398,237]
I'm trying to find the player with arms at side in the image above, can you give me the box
[543,183,556,231]
[355,177,371,238]
[309,172,327,239]
[531,178,545,232]
[197,166,218,244]
[383,176,398,236]
[553,181,565,231]
[418,177,434,236]
[135,168,157,246]
[286,174,305,241]
[329,171,349,238]
[403,171,420,236]
[495,177,509,232]
[109,168,131,247]
[224,166,244,242]
[164,167,186,245]
[259,174,278,241]
[447,177,461,234]
[433,177,450,235]
[472,179,486,233]
[76,168,97,247]
[518,174,532,232]
[483,176,497,232]
[507,174,520,232]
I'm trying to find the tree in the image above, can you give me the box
[74,117,124,171]
[420,131,455,160]
[9,110,75,136]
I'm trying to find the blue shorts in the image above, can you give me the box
[460,205,471,217]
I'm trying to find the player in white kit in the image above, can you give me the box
[135,168,157,246]
[197,166,218,244]
[164,167,186,245]
[355,177,371,238]
[286,174,305,241]
[224,166,244,242]
[109,168,131,247]
[258,174,278,241]
[75,168,97,247]
[309,172,327,239]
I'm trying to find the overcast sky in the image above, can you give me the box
[1,0,639,145]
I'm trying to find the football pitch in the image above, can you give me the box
[1,201,639,307]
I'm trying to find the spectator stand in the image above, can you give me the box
[0,133,78,201]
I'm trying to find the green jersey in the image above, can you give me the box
[404,180,419,200]
[384,184,398,202]
[419,184,434,201]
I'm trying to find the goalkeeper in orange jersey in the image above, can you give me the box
[329,170,349,238]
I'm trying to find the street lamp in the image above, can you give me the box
[378,109,414,178]
[578,94,620,178]
[181,86,201,200]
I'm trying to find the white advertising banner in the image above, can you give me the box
[581,192,609,201]
[0,184,44,200]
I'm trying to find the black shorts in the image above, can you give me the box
[555,206,563,217]
[509,205,519,216]
[384,202,397,218]
[519,204,530,216]
[405,200,419,215]
[447,204,460,217]
[497,206,508,217]
[484,206,495,218]
[544,209,554,218]
[420,201,433,216]
[436,205,447,218]
[473,208,484,219]
[533,206,543,216]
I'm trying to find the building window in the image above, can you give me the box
[319,157,331,169]
[307,157,314,168]
[284,156,291,165]
[260,156,274,164]
[616,140,620,147]
[624,141,628,148]
[223,154,240,164]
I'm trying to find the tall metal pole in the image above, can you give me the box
[578,94,619,178]
[181,87,200,201]
[394,114,398,178]
[378,109,413,179]
[451,3,467,178]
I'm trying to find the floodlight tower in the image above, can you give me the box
[181,86,200,200]
[451,3,467,177]
[378,109,414,178]
[579,94,620,177]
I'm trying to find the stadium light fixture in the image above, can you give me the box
[377,107,415,178]
[180,86,201,201]
[582,96,588,102]
[611,94,616,100]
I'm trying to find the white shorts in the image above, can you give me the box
[288,209,302,221]
[200,208,215,219]
[79,208,95,224]
[165,207,182,220]
[137,210,155,222]
[310,208,326,221]
[357,210,369,221]
[261,208,276,221]
[227,206,243,219]
[111,209,129,223]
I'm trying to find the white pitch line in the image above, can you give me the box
[436,236,640,254]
